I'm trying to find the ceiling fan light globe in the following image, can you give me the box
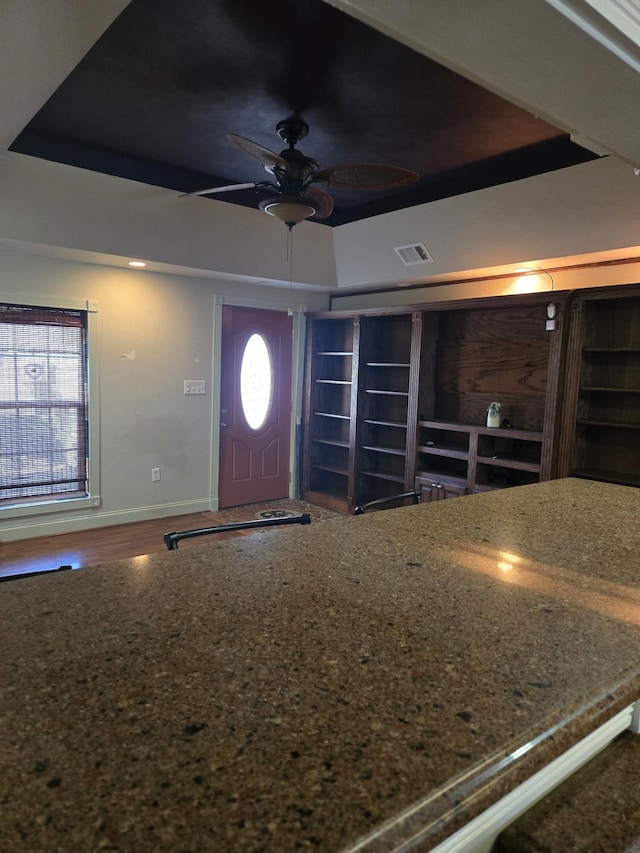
[259,196,317,229]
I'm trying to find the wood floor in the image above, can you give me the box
[0,499,343,580]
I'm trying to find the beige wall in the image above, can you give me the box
[330,260,640,311]
[332,157,640,291]
[0,249,328,541]
[0,152,338,289]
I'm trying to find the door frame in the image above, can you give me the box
[210,294,307,511]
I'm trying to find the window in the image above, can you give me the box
[0,300,98,513]
[240,332,273,430]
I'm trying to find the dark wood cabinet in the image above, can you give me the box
[566,287,640,488]
[415,420,543,496]
[354,312,422,506]
[302,293,568,512]
[412,297,558,496]
[302,316,359,513]
[415,471,468,502]
[303,287,640,513]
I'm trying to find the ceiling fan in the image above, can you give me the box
[182,117,419,229]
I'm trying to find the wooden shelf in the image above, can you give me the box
[313,411,350,420]
[419,419,543,441]
[476,426,543,441]
[580,386,640,393]
[577,419,640,430]
[477,455,541,473]
[360,470,405,484]
[361,445,406,456]
[415,469,466,485]
[363,418,407,429]
[312,438,349,448]
[365,389,409,396]
[419,419,471,432]
[366,362,410,368]
[311,463,348,476]
[583,347,640,353]
[417,444,468,460]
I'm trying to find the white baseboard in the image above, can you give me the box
[0,499,212,542]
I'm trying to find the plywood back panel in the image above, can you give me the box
[434,304,550,431]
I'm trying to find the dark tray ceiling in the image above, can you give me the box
[11,0,596,226]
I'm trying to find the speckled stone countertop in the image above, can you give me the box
[2,479,639,852]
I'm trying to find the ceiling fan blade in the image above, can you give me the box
[305,187,333,219]
[180,182,258,198]
[314,163,419,191]
[228,133,290,175]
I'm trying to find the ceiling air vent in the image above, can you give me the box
[394,242,433,266]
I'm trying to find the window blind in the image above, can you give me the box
[0,303,88,505]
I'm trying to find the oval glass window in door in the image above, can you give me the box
[240,332,273,430]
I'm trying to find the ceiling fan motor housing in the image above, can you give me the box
[277,148,320,191]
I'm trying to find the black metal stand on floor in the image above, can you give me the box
[163,513,312,550]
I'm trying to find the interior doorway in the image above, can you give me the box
[218,305,293,508]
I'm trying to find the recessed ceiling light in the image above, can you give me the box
[128,261,146,268]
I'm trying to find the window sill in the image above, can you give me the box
[0,495,100,520]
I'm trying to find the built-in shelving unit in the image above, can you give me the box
[302,293,569,513]
[303,287,640,514]
[571,292,640,488]
[302,316,359,513]
[415,420,543,500]
[412,299,556,500]
[354,313,421,506]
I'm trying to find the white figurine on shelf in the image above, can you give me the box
[486,401,501,428]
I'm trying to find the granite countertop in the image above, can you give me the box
[2,478,639,852]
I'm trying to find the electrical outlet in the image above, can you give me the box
[184,380,206,395]
[151,467,161,481]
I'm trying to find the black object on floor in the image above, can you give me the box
[163,513,312,550]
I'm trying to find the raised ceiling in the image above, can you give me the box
[9,0,596,227]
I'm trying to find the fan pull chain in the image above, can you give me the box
[287,228,294,286]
